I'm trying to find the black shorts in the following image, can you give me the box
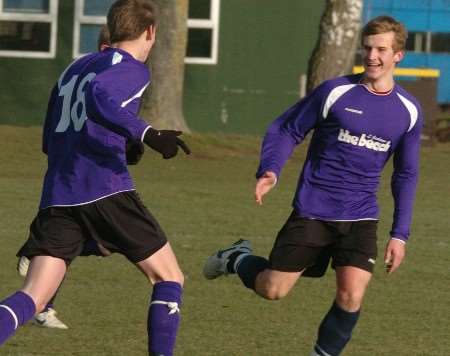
[269,211,378,276]
[17,191,167,264]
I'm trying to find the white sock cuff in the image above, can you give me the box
[150,300,180,315]
[0,304,19,330]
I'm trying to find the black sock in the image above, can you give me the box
[235,255,269,290]
[226,251,244,273]
[315,301,360,356]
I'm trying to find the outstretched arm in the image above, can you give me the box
[86,67,190,159]
[255,83,328,201]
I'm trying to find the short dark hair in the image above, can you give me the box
[107,0,157,44]
[362,15,408,52]
[97,25,110,51]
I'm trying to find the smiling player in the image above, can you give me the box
[204,16,422,356]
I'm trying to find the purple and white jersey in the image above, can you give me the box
[40,48,151,209]
[257,74,422,241]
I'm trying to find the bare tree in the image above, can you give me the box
[307,0,363,92]
[140,0,190,131]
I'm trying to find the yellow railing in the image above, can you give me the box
[353,66,440,78]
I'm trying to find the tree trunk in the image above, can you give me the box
[140,0,190,132]
[307,0,363,92]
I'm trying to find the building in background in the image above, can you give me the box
[363,0,450,105]
[360,0,450,142]
[0,0,324,133]
[0,0,448,134]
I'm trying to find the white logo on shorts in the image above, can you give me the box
[368,258,376,264]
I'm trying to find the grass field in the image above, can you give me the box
[0,125,449,356]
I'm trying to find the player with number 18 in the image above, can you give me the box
[0,1,189,355]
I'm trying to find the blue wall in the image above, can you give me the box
[363,0,450,103]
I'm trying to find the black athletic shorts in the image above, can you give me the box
[269,211,378,276]
[17,191,167,264]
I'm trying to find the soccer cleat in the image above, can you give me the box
[33,308,69,329]
[203,239,252,280]
[17,256,30,277]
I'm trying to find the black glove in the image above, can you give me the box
[125,139,145,165]
[143,127,191,159]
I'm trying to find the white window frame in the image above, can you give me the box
[0,0,58,58]
[414,32,424,53]
[425,31,432,53]
[185,0,220,65]
[73,0,106,58]
[73,0,221,63]
[407,31,438,54]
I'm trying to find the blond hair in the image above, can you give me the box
[362,15,408,52]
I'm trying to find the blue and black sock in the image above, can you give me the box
[234,254,270,290]
[148,281,182,356]
[313,301,360,356]
[0,291,36,345]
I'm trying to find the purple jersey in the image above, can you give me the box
[40,48,151,208]
[257,74,422,241]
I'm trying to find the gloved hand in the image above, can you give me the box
[143,127,191,159]
[126,140,145,165]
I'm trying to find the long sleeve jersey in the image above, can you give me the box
[256,74,422,241]
[40,48,151,209]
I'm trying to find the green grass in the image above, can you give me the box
[0,125,449,356]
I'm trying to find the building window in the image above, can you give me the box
[186,0,220,64]
[0,0,58,58]
[405,32,427,53]
[73,0,221,65]
[405,31,450,54]
[430,32,450,53]
[73,0,114,57]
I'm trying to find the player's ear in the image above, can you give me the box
[147,25,156,41]
[393,50,404,64]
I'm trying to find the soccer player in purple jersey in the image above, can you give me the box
[14,23,145,331]
[0,1,189,355]
[204,16,422,355]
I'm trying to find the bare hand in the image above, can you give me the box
[384,239,406,274]
[255,171,277,205]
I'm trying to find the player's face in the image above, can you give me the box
[362,31,403,83]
